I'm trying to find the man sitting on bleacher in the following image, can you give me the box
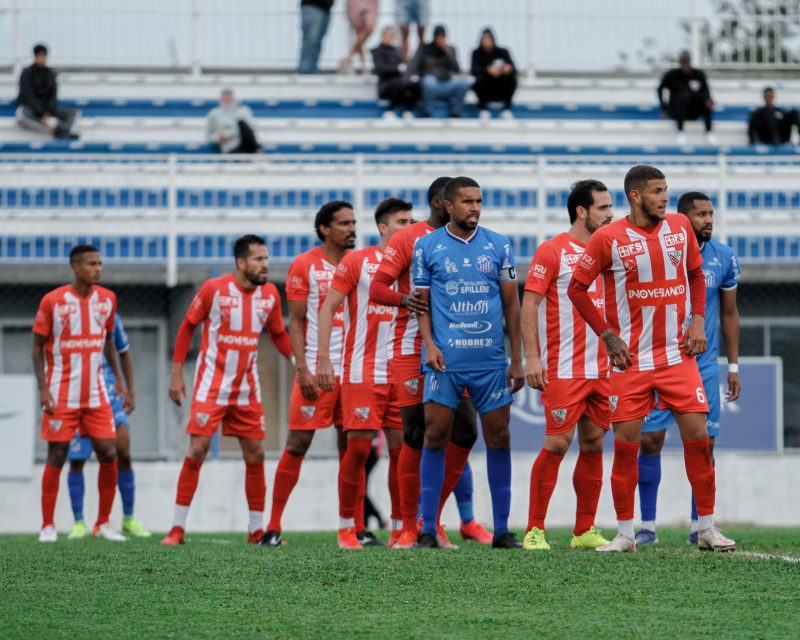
[372,26,420,116]
[206,89,261,154]
[409,25,471,118]
[16,44,80,140]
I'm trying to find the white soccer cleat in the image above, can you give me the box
[39,525,57,543]
[697,526,736,552]
[596,533,636,553]
[93,523,127,542]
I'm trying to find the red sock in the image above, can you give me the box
[388,446,402,523]
[96,460,118,527]
[338,437,373,521]
[573,450,603,536]
[398,444,422,531]
[41,463,62,528]
[355,465,367,532]
[268,449,304,532]
[176,456,203,506]
[527,448,564,531]
[683,437,715,516]
[437,443,471,525]
[245,460,266,512]
[610,440,640,521]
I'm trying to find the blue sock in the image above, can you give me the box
[453,460,475,524]
[637,453,661,524]
[118,469,135,517]
[67,471,85,523]
[486,448,511,536]
[419,447,446,535]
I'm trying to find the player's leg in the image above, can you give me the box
[636,404,671,545]
[418,399,455,546]
[338,428,374,549]
[40,440,70,542]
[570,412,610,550]
[688,367,720,542]
[237,435,267,544]
[66,435,92,539]
[162,433,212,545]
[382,396,404,547]
[89,435,125,541]
[115,419,150,537]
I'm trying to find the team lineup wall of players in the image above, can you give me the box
[33,165,742,553]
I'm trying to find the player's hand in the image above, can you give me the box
[726,371,741,402]
[316,357,335,393]
[508,360,525,394]
[525,356,548,391]
[425,342,446,372]
[681,316,707,357]
[402,291,428,315]
[169,369,186,407]
[601,329,633,371]
[297,367,320,401]
[123,388,135,414]
[39,388,55,415]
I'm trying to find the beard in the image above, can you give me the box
[640,201,663,224]
[245,270,268,286]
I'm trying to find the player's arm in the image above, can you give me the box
[103,335,126,408]
[370,268,428,314]
[169,316,200,407]
[416,287,444,372]
[521,291,547,391]
[288,298,319,401]
[118,351,135,413]
[265,295,293,361]
[501,280,524,394]
[720,288,741,402]
[682,232,707,357]
[32,332,54,415]
[317,288,346,392]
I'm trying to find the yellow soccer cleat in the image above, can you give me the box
[122,517,152,538]
[67,521,89,540]
[570,526,610,550]
[522,527,551,551]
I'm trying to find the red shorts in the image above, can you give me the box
[389,354,424,408]
[609,358,709,422]
[541,377,611,435]
[41,405,116,442]
[289,377,342,430]
[342,382,402,431]
[187,401,266,439]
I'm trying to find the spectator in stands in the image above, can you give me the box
[657,50,716,145]
[409,25,471,118]
[470,28,517,120]
[299,0,334,74]
[206,90,261,154]
[748,87,800,145]
[340,0,378,75]
[16,44,79,140]
[397,0,429,61]
[371,26,420,116]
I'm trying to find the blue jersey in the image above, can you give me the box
[696,239,739,370]
[103,314,130,394]
[414,225,516,372]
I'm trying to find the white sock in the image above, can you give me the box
[641,520,656,532]
[339,517,355,530]
[248,510,264,534]
[697,514,714,531]
[618,519,635,540]
[173,504,190,529]
[391,519,403,531]
[690,519,700,534]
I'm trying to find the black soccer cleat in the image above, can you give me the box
[357,530,385,547]
[415,532,439,549]
[492,531,523,549]
[256,529,283,549]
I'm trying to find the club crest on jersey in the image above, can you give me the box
[623,258,638,273]
[404,378,419,396]
[668,250,683,268]
[49,419,62,433]
[445,281,460,296]
[57,302,78,323]
[195,412,210,427]
[354,407,370,422]
[301,406,316,420]
[476,255,493,273]
[551,409,567,426]
[609,396,618,413]
[445,257,458,274]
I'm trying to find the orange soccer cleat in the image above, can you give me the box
[387,529,404,548]
[247,529,264,545]
[392,530,418,549]
[160,525,185,546]
[337,527,363,550]
[460,520,493,544]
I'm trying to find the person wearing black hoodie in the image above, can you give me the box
[371,26,421,114]
[16,44,79,140]
[470,28,517,119]
[408,25,471,118]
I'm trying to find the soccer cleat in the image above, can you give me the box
[492,532,523,549]
[687,531,699,545]
[460,520,493,544]
[68,521,89,540]
[387,530,404,548]
[337,527,363,550]
[247,529,265,545]
[392,530,419,549]
[357,530,385,547]
[522,527,551,551]
[436,526,459,550]
[122,517,151,538]
[39,525,58,543]
[256,529,283,549]
[415,532,438,549]
[571,526,611,550]
[93,523,126,542]
[634,529,659,547]
[160,525,185,546]
[596,533,636,553]
[697,526,736,552]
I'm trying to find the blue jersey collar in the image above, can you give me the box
[445,223,479,244]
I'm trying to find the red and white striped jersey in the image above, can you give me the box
[332,246,398,384]
[525,233,608,379]
[286,246,346,376]
[572,214,703,372]
[188,274,284,406]
[375,220,434,357]
[33,284,116,409]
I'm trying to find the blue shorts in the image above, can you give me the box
[641,366,720,437]
[67,395,129,461]
[424,368,511,415]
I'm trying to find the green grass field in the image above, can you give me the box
[2,527,799,639]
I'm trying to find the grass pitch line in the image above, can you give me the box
[738,551,800,564]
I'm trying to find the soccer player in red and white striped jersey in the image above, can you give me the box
[568,165,735,552]
[161,235,292,546]
[33,244,128,543]
[317,198,413,548]
[521,179,613,551]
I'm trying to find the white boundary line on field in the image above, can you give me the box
[738,551,800,564]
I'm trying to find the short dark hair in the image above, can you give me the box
[567,179,609,224]
[374,197,413,226]
[233,234,266,261]
[427,176,452,205]
[444,176,481,203]
[764,86,775,94]
[33,44,48,56]
[677,191,711,215]
[314,200,353,242]
[623,165,666,204]
[69,244,99,264]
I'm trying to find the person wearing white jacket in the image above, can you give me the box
[206,90,261,154]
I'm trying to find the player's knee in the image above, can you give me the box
[579,434,604,453]
[117,452,132,471]
[96,447,117,464]
[545,437,570,456]
[640,432,665,456]
[451,426,477,450]
[47,447,68,467]
[285,434,311,457]
[188,442,209,461]
[484,430,511,450]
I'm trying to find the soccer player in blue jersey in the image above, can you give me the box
[413,176,525,549]
[635,191,741,546]
[66,314,150,539]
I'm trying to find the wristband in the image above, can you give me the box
[728,363,739,374]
